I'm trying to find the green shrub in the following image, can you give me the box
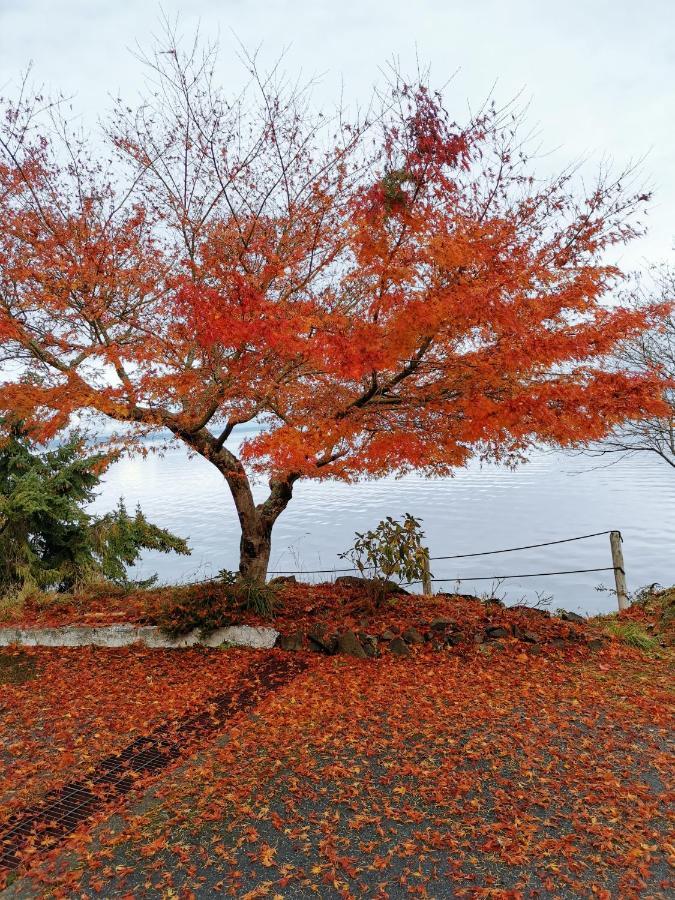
[157,583,234,638]
[217,569,238,587]
[632,585,675,628]
[0,424,190,595]
[156,575,278,636]
[339,513,431,597]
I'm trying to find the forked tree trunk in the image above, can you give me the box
[226,467,296,584]
[178,429,295,584]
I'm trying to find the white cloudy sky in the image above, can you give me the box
[1,0,673,270]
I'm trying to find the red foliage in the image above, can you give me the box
[0,581,594,639]
[0,647,256,828]
[0,36,670,577]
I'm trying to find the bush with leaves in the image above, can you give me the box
[340,514,431,597]
[0,426,190,595]
[156,583,235,638]
[157,573,278,637]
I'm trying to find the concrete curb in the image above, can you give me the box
[0,623,279,650]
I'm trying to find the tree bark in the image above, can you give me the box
[175,426,296,583]
[232,475,296,582]
[238,514,273,582]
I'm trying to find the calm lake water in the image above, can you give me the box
[90,432,673,616]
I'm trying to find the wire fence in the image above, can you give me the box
[171,527,626,610]
[266,529,615,578]
[404,566,615,586]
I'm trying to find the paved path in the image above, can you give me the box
[2,650,672,899]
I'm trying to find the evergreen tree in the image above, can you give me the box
[0,425,190,594]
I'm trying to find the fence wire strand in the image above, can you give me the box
[266,529,615,576]
[429,530,613,561]
[404,566,616,586]
[174,529,619,588]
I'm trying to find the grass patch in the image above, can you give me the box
[0,591,23,623]
[601,620,658,652]
[233,578,278,618]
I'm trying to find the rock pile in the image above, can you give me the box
[274,612,607,658]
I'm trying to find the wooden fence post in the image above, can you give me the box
[422,554,433,596]
[610,531,629,611]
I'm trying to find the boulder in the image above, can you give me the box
[510,605,551,618]
[276,630,304,652]
[388,637,410,657]
[336,630,367,659]
[560,610,586,625]
[380,629,397,641]
[512,625,540,644]
[429,617,455,631]
[485,626,509,640]
[401,626,424,645]
[445,631,465,647]
[269,575,297,586]
[334,575,409,595]
[437,592,481,603]
[307,624,337,655]
[358,633,379,658]
[564,630,584,642]
[334,575,369,589]
[587,636,608,650]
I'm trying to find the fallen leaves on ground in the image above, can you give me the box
[0,646,257,825]
[1,598,672,898]
[0,580,600,639]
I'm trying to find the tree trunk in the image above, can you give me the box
[176,428,296,584]
[238,513,273,582]
[227,469,296,584]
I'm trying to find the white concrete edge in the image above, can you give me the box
[0,623,279,650]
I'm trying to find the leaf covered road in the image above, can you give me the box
[1,638,673,898]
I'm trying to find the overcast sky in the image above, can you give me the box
[1,0,673,271]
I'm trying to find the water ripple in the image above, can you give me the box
[90,446,674,615]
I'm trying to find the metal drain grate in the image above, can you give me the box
[0,654,307,873]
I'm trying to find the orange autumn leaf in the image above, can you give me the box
[0,33,671,586]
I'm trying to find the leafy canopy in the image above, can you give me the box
[0,30,669,497]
